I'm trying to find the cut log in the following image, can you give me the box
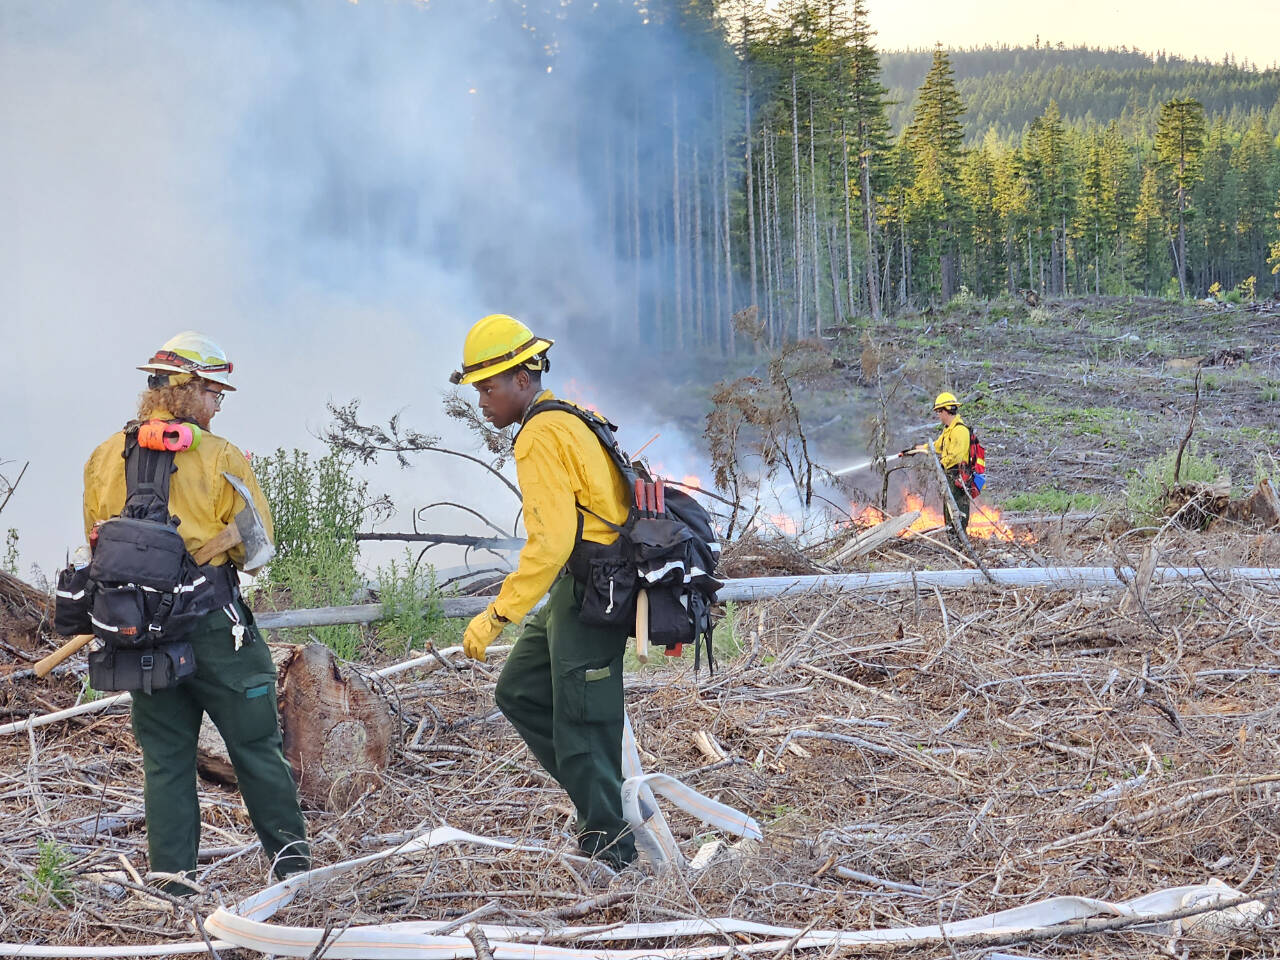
[826,510,921,565]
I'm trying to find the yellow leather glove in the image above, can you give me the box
[463,606,508,662]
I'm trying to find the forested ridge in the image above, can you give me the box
[880,46,1280,140]
[298,1,1280,352]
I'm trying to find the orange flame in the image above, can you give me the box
[765,513,800,536]
[849,491,1034,543]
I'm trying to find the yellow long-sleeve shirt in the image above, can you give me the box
[83,409,274,569]
[932,415,971,471]
[494,390,631,623]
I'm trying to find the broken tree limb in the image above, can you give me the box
[244,566,1280,630]
[927,445,994,584]
[355,532,525,550]
[825,511,921,565]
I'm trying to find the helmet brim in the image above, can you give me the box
[138,363,237,390]
[453,337,553,386]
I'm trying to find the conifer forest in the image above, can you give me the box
[498,0,1280,351]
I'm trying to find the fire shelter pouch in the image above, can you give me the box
[54,563,93,637]
[89,516,187,589]
[578,557,638,628]
[87,640,196,694]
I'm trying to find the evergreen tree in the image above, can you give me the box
[1234,114,1277,285]
[1131,164,1170,294]
[844,0,890,320]
[1022,101,1075,294]
[1155,97,1207,296]
[903,44,967,300]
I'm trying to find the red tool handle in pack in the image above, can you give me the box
[654,479,665,517]
[634,479,646,515]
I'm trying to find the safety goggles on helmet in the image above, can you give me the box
[147,348,233,377]
[138,332,237,390]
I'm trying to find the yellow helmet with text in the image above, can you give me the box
[450,314,554,385]
[138,331,236,390]
[933,391,959,410]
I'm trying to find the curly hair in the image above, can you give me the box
[137,380,207,423]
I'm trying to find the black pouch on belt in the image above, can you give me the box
[88,640,197,695]
[568,540,638,629]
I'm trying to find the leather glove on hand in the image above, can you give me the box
[463,606,508,662]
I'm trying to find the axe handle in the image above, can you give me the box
[34,633,95,679]
[634,590,650,664]
[193,521,243,566]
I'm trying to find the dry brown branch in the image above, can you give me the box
[4,527,1280,956]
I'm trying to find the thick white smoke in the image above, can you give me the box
[0,0,723,575]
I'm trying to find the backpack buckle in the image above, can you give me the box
[139,654,154,671]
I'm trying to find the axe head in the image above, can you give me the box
[222,472,276,573]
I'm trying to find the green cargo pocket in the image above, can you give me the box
[213,671,279,746]
[578,663,620,725]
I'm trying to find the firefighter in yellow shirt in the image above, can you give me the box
[906,392,972,540]
[452,314,637,870]
[82,333,308,894]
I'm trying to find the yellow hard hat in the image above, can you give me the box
[138,331,236,390]
[450,314,554,385]
[933,391,959,410]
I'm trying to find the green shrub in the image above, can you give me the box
[23,839,75,908]
[3,528,17,574]
[1126,444,1226,524]
[944,285,978,312]
[253,446,382,657]
[1002,489,1102,514]
[373,551,448,655]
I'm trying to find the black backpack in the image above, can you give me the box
[55,422,228,692]
[524,399,723,672]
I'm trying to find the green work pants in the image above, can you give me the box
[945,467,971,539]
[494,574,636,869]
[129,602,309,886]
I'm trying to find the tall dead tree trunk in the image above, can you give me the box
[791,71,805,339]
[672,87,684,350]
[808,97,822,337]
[743,60,758,316]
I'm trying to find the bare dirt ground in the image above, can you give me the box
[2,296,1280,957]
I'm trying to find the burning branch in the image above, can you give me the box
[925,445,995,583]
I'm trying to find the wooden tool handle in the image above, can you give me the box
[634,590,650,664]
[34,633,95,679]
[192,521,243,566]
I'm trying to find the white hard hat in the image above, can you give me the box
[138,331,236,390]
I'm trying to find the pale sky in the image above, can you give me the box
[861,0,1280,69]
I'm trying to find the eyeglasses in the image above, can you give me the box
[205,386,226,409]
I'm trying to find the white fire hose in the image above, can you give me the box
[0,720,1269,958]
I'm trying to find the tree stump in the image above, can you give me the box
[197,642,397,811]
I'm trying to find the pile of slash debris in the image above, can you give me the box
[2,510,1279,958]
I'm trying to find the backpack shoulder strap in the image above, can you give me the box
[523,398,639,487]
[523,398,639,534]
[120,422,177,524]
